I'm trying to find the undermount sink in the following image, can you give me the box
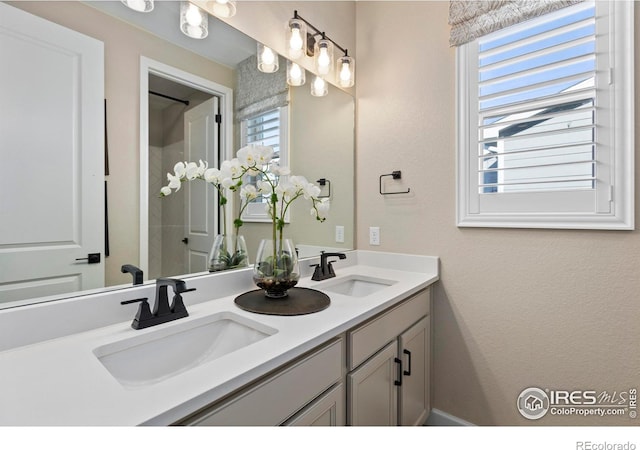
[94,312,277,388]
[319,275,397,298]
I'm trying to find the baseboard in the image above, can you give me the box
[424,409,475,426]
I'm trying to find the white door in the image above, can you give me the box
[184,97,219,273]
[0,3,104,303]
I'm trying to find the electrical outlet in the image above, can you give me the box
[335,225,345,243]
[369,227,380,246]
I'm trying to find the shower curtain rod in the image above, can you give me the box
[149,90,189,106]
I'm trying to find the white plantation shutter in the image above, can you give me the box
[456,1,634,229]
[244,108,282,164]
[240,107,289,222]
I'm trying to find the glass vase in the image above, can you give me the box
[253,238,300,298]
[208,234,249,272]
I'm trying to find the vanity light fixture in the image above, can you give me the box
[286,11,355,87]
[257,43,279,73]
[310,75,328,97]
[121,0,154,13]
[180,2,208,39]
[207,0,236,18]
[286,60,306,86]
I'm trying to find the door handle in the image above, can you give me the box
[75,253,101,264]
[182,238,189,244]
[403,349,412,376]
[394,357,402,386]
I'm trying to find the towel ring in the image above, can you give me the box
[379,171,410,195]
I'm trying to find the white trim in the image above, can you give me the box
[425,409,475,426]
[139,57,234,279]
[456,1,634,230]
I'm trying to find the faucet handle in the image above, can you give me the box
[121,297,152,328]
[310,264,323,281]
[170,288,195,315]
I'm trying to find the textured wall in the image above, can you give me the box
[355,1,640,425]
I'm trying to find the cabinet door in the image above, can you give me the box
[398,317,430,426]
[285,383,345,426]
[348,341,398,426]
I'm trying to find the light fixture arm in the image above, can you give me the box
[293,10,349,57]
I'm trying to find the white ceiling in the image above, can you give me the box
[84,0,256,68]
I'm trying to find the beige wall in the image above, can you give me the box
[356,1,640,425]
[10,2,235,286]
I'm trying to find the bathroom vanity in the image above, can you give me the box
[0,251,438,426]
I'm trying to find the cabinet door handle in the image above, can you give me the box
[403,349,412,376]
[394,357,402,386]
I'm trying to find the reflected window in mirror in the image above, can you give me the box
[240,107,289,223]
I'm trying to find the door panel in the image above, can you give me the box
[347,341,398,426]
[184,97,219,273]
[0,3,104,303]
[399,317,430,426]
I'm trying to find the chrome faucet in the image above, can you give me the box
[120,278,195,330]
[311,252,347,281]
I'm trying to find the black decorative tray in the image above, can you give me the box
[234,287,330,316]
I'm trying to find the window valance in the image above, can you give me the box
[448,0,584,46]
[235,54,288,122]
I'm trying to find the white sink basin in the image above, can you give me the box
[94,312,277,388]
[319,275,397,298]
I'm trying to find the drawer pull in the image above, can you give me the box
[394,357,402,386]
[403,349,412,376]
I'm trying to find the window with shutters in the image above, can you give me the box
[239,106,289,222]
[456,1,634,229]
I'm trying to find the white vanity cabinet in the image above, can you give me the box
[347,289,431,426]
[176,287,431,427]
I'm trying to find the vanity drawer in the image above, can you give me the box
[348,288,430,370]
[182,338,343,426]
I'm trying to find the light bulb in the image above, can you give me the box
[317,47,331,72]
[311,76,327,97]
[289,28,304,56]
[210,0,236,18]
[185,4,203,26]
[180,2,208,39]
[257,44,279,73]
[287,19,306,60]
[262,47,275,65]
[287,61,305,86]
[121,0,153,12]
[337,55,355,88]
[339,61,351,82]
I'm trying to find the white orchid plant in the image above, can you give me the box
[160,144,330,256]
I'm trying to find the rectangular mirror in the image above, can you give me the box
[0,1,354,308]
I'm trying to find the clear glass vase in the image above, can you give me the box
[208,234,249,272]
[253,238,300,298]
